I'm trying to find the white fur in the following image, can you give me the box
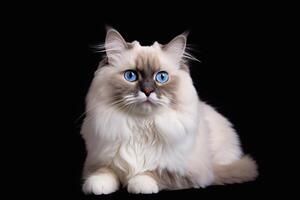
[127,175,159,194]
[81,29,244,194]
[83,172,119,195]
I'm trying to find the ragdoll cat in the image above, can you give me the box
[81,28,258,194]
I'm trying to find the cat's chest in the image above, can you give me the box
[122,118,163,150]
[110,116,195,180]
[110,111,195,151]
[111,119,163,174]
[129,118,156,137]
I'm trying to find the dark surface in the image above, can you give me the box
[7,2,281,199]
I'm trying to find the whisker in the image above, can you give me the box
[74,103,102,125]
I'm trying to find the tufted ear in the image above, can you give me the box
[163,32,188,62]
[105,28,128,64]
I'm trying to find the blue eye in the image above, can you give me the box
[124,70,138,82]
[155,71,169,83]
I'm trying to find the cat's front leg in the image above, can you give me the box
[83,167,120,195]
[127,173,159,194]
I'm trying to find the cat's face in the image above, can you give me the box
[96,29,191,115]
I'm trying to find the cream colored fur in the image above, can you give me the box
[81,28,258,194]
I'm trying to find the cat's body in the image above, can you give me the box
[81,28,258,194]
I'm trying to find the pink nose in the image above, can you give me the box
[142,88,154,97]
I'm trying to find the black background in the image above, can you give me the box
[6,2,285,199]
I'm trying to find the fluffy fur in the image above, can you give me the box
[81,28,258,194]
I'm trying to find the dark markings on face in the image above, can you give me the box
[108,51,182,111]
[159,75,179,106]
[135,52,160,97]
[109,74,138,109]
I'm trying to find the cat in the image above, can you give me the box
[81,28,258,194]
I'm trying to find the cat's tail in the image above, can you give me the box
[213,155,258,185]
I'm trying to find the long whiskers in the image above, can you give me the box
[79,94,170,127]
[74,102,101,126]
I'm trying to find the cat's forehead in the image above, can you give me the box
[129,42,162,72]
[135,50,160,73]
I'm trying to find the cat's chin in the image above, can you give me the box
[133,101,157,115]
[140,102,155,113]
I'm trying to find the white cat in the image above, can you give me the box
[81,28,258,194]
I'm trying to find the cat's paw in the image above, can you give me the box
[83,173,119,195]
[127,175,159,194]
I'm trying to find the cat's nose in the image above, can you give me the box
[141,87,155,97]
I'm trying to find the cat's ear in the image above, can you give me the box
[105,28,128,64]
[163,32,188,62]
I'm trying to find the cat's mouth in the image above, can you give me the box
[142,98,154,105]
[139,96,160,108]
[131,91,162,108]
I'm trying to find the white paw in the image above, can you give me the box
[83,173,119,195]
[127,175,159,194]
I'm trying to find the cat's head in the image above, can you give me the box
[93,28,196,115]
